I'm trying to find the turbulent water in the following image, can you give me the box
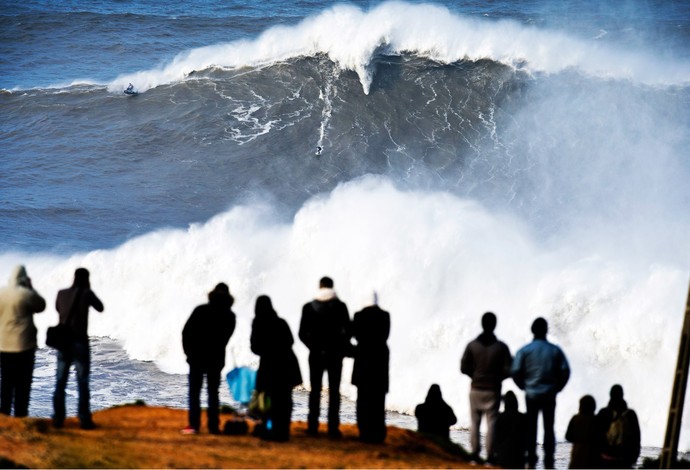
[2,0,690,462]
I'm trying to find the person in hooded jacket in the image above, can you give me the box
[182,283,236,435]
[0,265,46,417]
[415,384,457,440]
[53,267,103,429]
[491,390,528,469]
[250,295,302,441]
[596,384,641,469]
[566,394,600,468]
[299,276,351,437]
[351,292,389,443]
[460,311,512,462]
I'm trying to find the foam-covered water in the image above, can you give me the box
[2,1,690,464]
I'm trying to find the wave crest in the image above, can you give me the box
[110,1,690,95]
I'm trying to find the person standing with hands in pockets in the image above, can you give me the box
[299,276,351,438]
[511,317,570,469]
[461,311,512,464]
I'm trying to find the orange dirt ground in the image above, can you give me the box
[0,404,480,468]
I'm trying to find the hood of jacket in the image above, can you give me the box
[314,287,337,303]
[8,265,30,288]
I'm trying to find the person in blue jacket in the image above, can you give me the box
[511,317,570,469]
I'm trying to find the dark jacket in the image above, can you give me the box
[492,407,528,469]
[56,286,104,341]
[597,399,641,468]
[566,413,600,468]
[299,288,351,358]
[351,305,390,392]
[182,301,235,370]
[460,332,512,392]
[251,310,302,392]
[415,385,457,440]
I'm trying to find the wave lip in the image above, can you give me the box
[110,1,690,95]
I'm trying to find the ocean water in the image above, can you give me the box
[2,0,690,466]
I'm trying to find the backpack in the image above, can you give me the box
[606,409,630,448]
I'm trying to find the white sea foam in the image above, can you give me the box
[2,176,688,449]
[109,1,690,94]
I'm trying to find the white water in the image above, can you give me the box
[2,175,688,450]
[110,1,690,94]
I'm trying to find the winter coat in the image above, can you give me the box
[0,266,46,352]
[492,408,528,469]
[182,301,235,370]
[298,288,351,358]
[415,385,457,440]
[56,285,104,341]
[511,338,570,398]
[566,413,600,468]
[351,305,390,392]
[460,332,512,392]
[597,399,641,468]
[251,311,302,392]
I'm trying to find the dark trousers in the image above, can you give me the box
[526,394,557,469]
[265,387,293,441]
[188,364,221,432]
[308,352,343,433]
[0,349,35,417]
[53,340,91,424]
[356,386,387,443]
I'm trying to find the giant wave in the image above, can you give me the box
[110,2,690,95]
[2,0,690,452]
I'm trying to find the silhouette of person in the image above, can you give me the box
[566,394,600,469]
[351,292,389,443]
[250,295,302,441]
[298,276,351,437]
[511,317,570,469]
[182,282,236,435]
[0,265,46,417]
[415,384,457,440]
[597,384,641,469]
[491,390,528,469]
[53,267,104,429]
[460,311,512,462]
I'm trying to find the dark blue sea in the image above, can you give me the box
[2,0,690,466]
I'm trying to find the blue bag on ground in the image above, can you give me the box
[226,366,257,405]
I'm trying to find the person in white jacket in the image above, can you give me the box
[0,265,46,417]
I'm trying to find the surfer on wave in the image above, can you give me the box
[124,83,138,96]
